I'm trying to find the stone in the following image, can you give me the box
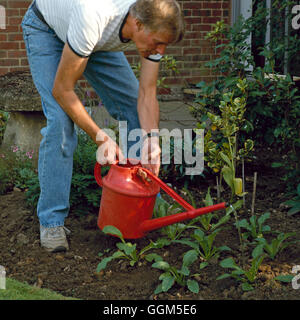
[55,254,65,261]
[0,71,41,112]
[16,233,29,245]
[0,72,45,164]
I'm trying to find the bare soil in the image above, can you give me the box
[0,148,300,300]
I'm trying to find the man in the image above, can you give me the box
[21,0,184,252]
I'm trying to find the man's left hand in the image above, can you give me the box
[141,135,161,176]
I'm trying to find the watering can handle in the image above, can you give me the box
[94,162,103,187]
[139,168,195,211]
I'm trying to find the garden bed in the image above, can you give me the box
[0,147,299,300]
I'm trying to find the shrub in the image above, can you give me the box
[190,2,300,192]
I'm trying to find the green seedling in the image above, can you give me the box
[174,228,231,269]
[152,250,199,294]
[153,197,195,241]
[217,250,265,291]
[96,226,166,272]
[253,232,298,260]
[235,212,271,241]
[197,187,233,232]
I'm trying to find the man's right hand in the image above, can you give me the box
[96,130,125,165]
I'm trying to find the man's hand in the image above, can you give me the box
[96,130,125,165]
[141,135,161,176]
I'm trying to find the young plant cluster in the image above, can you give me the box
[97,200,298,295]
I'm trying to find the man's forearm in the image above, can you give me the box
[53,89,101,144]
[137,91,160,134]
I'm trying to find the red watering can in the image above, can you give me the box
[94,159,227,239]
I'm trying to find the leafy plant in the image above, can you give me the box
[152,250,199,294]
[192,3,300,192]
[70,132,108,214]
[198,79,253,203]
[175,228,231,269]
[197,187,232,232]
[235,212,271,241]
[0,111,9,144]
[283,183,300,216]
[21,132,106,213]
[0,146,37,195]
[253,232,298,260]
[96,226,166,271]
[153,197,195,241]
[217,250,265,291]
[159,134,207,186]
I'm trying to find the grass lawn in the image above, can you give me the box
[0,278,78,300]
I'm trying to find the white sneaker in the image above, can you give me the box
[40,225,70,253]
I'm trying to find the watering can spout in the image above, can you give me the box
[140,202,227,233]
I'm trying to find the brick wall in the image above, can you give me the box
[0,0,231,91]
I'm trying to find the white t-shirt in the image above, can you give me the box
[36,0,162,61]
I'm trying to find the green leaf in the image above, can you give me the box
[154,283,163,294]
[152,261,170,271]
[258,212,270,227]
[102,225,123,239]
[96,256,114,272]
[180,265,190,276]
[145,253,163,263]
[242,282,254,291]
[274,274,294,283]
[153,238,172,248]
[226,200,243,215]
[116,242,136,256]
[236,219,250,230]
[271,162,284,168]
[218,245,231,252]
[204,187,213,206]
[187,279,199,293]
[174,239,199,251]
[211,214,231,231]
[222,166,235,191]
[183,250,198,267]
[232,269,245,276]
[216,273,231,280]
[129,260,136,266]
[220,152,233,169]
[252,244,264,259]
[220,257,240,270]
[200,262,209,269]
[162,275,175,292]
[287,204,300,216]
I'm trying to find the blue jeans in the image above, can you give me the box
[21,5,140,228]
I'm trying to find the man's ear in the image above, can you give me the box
[135,19,144,31]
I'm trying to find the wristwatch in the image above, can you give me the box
[143,131,160,142]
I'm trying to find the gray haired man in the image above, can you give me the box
[21,0,185,252]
